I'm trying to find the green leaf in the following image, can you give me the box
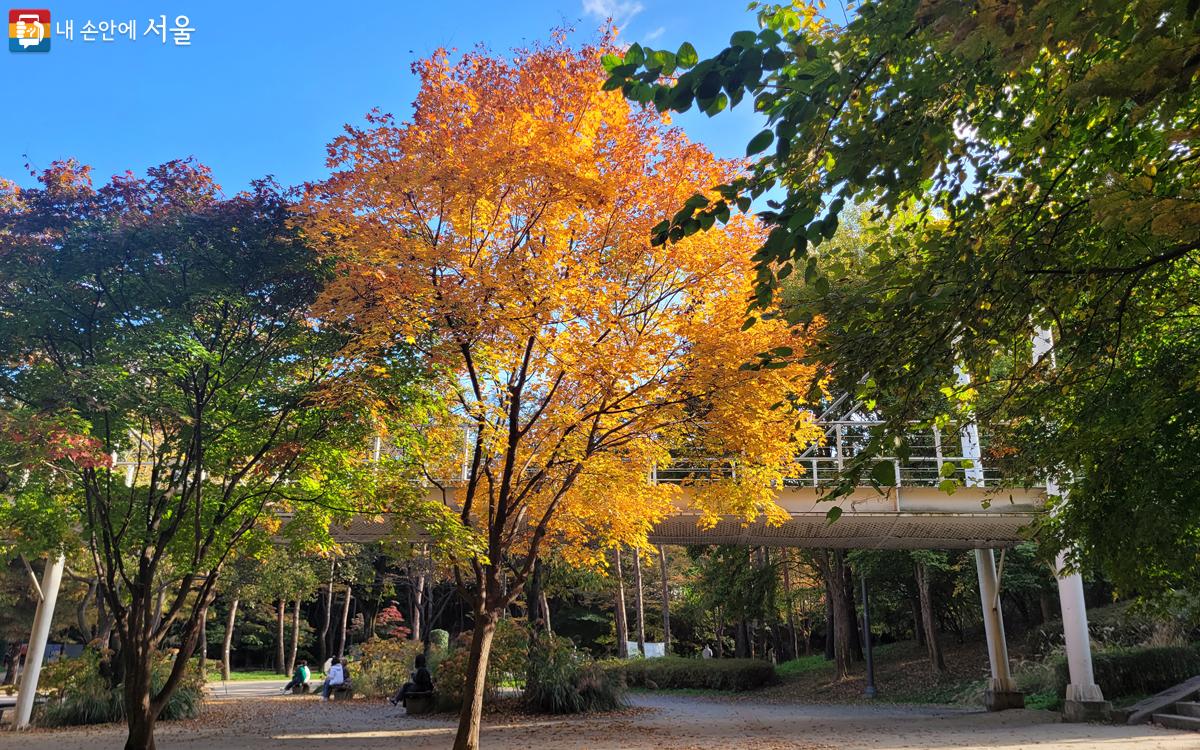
[825,506,843,524]
[870,461,896,486]
[730,30,757,48]
[625,43,645,66]
[747,129,775,156]
[741,316,757,331]
[676,42,699,68]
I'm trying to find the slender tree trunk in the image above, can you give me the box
[714,605,724,658]
[77,578,96,638]
[319,561,334,664]
[452,609,496,750]
[782,550,800,662]
[337,584,351,659]
[613,547,629,658]
[657,545,671,652]
[411,572,425,642]
[539,590,552,635]
[198,605,208,675]
[1039,591,1055,623]
[221,598,238,680]
[287,598,301,675]
[910,593,925,646]
[823,578,836,661]
[632,547,646,655]
[275,599,286,674]
[915,561,946,673]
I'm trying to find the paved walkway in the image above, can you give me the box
[6,688,1199,749]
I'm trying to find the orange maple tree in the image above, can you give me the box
[303,36,821,749]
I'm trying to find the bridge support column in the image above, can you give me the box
[974,548,1023,711]
[1054,552,1109,720]
[15,553,65,729]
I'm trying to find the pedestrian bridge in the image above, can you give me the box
[328,417,1044,549]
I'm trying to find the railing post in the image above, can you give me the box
[835,423,845,472]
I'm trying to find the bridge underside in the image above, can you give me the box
[329,485,1042,549]
[648,512,1034,549]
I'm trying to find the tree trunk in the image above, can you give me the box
[781,550,800,662]
[221,598,238,680]
[823,578,835,661]
[910,593,925,646]
[452,610,496,750]
[816,550,852,679]
[198,605,208,675]
[1039,591,1055,623]
[840,553,863,661]
[336,584,352,659]
[411,572,425,642]
[613,547,629,658]
[539,590,552,635]
[714,605,724,658]
[122,641,156,750]
[658,545,671,652]
[287,598,301,675]
[319,561,334,664]
[915,561,946,673]
[735,619,750,658]
[275,599,287,674]
[632,547,646,655]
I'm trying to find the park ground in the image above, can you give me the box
[6,680,1200,750]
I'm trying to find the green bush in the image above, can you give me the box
[1027,602,1158,656]
[37,649,204,727]
[603,656,777,692]
[524,637,625,714]
[1056,645,1200,699]
[430,629,450,650]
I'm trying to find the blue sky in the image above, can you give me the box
[2,1,776,192]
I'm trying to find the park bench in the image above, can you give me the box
[404,690,436,715]
[330,680,353,701]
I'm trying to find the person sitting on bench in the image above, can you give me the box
[388,653,433,707]
[321,657,346,701]
[283,660,310,694]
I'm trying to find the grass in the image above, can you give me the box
[204,669,291,682]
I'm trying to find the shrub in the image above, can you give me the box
[524,637,625,714]
[603,656,777,692]
[1056,645,1200,699]
[37,648,203,727]
[434,619,530,711]
[430,629,450,650]
[356,637,425,699]
[1027,602,1158,656]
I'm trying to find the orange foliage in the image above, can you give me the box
[303,37,821,574]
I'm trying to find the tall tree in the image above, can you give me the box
[608,1,1200,589]
[303,38,822,749]
[0,161,428,749]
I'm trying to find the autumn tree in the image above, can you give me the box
[304,37,821,749]
[0,161,430,749]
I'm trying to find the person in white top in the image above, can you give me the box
[701,645,713,659]
[321,657,346,701]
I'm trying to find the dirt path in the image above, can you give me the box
[7,691,1199,749]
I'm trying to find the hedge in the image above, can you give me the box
[1055,645,1200,699]
[603,657,778,692]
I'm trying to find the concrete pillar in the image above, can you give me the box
[1034,325,1109,720]
[15,553,65,729]
[974,548,1023,710]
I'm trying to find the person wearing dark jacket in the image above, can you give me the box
[388,653,433,707]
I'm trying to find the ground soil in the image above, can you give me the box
[6,689,1199,749]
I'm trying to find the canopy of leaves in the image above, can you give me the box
[607,1,1200,593]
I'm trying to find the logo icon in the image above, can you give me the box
[9,9,50,52]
